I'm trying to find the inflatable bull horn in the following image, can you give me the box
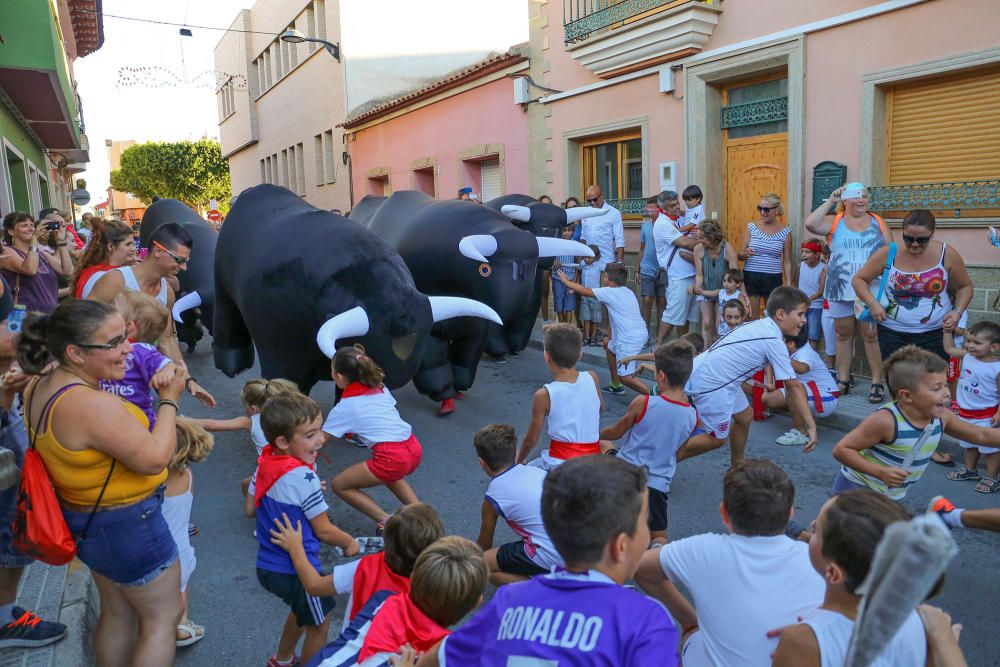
[172,291,202,323]
[460,234,593,263]
[500,204,604,225]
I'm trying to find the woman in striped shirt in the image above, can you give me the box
[738,193,793,319]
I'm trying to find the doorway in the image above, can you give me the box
[722,76,788,251]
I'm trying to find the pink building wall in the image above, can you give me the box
[349,77,530,203]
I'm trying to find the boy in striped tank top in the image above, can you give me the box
[943,321,1000,493]
[517,324,602,470]
[832,346,1000,501]
[601,339,719,545]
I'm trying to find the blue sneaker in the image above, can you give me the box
[602,383,625,395]
[0,607,67,649]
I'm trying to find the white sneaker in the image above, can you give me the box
[775,429,809,446]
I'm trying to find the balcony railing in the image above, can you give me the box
[867,180,1000,218]
[563,0,712,44]
[607,198,647,216]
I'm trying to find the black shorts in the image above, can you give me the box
[257,568,335,627]
[647,487,669,533]
[496,541,549,577]
[878,325,948,363]
[743,270,783,298]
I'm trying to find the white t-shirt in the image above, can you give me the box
[322,386,412,446]
[485,465,562,570]
[687,318,795,399]
[684,203,705,227]
[592,286,647,352]
[659,533,825,667]
[653,214,696,279]
[798,260,825,308]
[792,345,838,396]
[580,202,624,268]
[250,413,268,455]
[802,607,926,667]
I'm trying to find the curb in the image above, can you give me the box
[52,560,97,667]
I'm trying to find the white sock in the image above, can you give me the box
[942,508,965,529]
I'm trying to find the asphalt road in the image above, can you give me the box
[174,337,1000,667]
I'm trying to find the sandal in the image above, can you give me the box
[946,466,980,481]
[868,383,886,404]
[975,476,1000,494]
[932,451,957,467]
[836,379,851,396]
[176,621,205,647]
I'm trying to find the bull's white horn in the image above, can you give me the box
[564,206,604,224]
[171,291,202,323]
[500,204,531,222]
[428,296,502,326]
[316,306,370,359]
[458,235,498,263]
[536,238,594,259]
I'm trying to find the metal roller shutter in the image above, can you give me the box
[885,67,1000,184]
[480,159,502,201]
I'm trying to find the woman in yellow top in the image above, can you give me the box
[17,299,187,667]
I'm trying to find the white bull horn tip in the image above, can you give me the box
[428,296,503,326]
[536,237,594,258]
[316,306,371,359]
[171,291,202,323]
[501,204,531,222]
[564,206,605,224]
[459,235,498,263]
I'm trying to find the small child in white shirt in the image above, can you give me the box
[717,268,750,337]
[682,184,705,228]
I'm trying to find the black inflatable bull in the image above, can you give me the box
[350,190,594,414]
[484,195,602,357]
[213,184,500,394]
[139,198,217,350]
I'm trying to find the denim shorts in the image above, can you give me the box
[806,307,823,341]
[63,486,178,586]
[551,277,577,313]
[639,269,667,298]
[579,296,601,322]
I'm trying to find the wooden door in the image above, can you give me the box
[723,136,787,251]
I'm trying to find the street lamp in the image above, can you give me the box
[280,28,340,62]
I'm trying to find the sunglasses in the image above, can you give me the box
[75,330,129,351]
[902,233,932,246]
[757,205,777,213]
[153,241,189,265]
[586,197,600,204]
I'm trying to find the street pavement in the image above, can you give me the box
[175,337,1000,667]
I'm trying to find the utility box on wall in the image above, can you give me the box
[812,161,847,212]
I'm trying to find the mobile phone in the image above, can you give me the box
[7,305,26,334]
[46,221,59,231]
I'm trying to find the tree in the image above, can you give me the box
[110,139,231,214]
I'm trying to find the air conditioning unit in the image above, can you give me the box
[659,68,675,94]
[513,78,531,104]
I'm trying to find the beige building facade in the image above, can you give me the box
[104,139,146,223]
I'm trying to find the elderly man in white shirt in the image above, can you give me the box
[580,185,624,271]
[653,190,700,344]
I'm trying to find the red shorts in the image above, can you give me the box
[366,434,422,483]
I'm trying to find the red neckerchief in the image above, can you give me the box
[253,444,315,507]
[341,382,385,398]
[359,592,449,661]
[350,551,411,620]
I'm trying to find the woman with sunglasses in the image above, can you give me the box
[0,213,74,315]
[806,183,891,403]
[852,209,972,366]
[737,193,792,320]
[17,299,188,666]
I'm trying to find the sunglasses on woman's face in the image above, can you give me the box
[757,205,776,213]
[902,233,932,246]
[75,330,129,351]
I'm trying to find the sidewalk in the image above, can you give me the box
[526,321,963,454]
[0,559,96,667]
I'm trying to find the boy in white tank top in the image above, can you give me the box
[517,324,602,470]
[772,490,950,667]
[601,339,719,545]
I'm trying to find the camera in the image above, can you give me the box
[45,221,60,231]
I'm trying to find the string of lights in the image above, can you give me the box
[116,65,249,91]
[69,6,284,37]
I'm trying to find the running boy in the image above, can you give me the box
[475,424,563,584]
[246,394,359,667]
[797,240,826,349]
[417,456,680,665]
[601,340,719,545]
[517,324,602,469]
[833,345,1000,500]
[686,286,818,465]
[943,322,1000,493]
[268,502,444,631]
[310,537,488,666]
[558,262,648,395]
[577,245,602,346]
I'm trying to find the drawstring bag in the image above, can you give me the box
[12,384,114,566]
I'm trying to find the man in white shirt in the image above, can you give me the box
[580,185,624,272]
[635,459,825,667]
[653,190,700,344]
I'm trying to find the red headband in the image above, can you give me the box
[802,240,822,253]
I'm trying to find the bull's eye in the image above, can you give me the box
[479,263,492,278]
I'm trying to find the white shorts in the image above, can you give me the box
[958,417,1000,454]
[691,387,749,439]
[821,308,837,357]
[528,451,564,471]
[662,276,699,326]
[682,630,708,665]
[826,300,855,320]
[779,387,839,417]
[608,337,644,377]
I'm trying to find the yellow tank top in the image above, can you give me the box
[28,384,167,506]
